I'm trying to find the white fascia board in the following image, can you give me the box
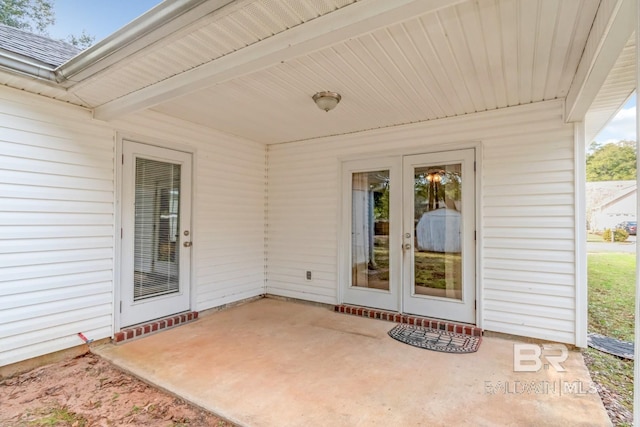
[585,88,636,143]
[56,0,238,86]
[93,0,466,121]
[565,0,636,123]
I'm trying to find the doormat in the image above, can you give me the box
[587,333,634,360]
[388,323,481,353]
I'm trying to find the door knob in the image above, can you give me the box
[403,243,411,250]
[183,241,192,247]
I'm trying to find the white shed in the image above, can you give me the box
[0,0,637,369]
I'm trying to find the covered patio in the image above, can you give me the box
[94,298,610,426]
[0,0,638,422]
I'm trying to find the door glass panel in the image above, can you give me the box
[351,170,390,290]
[134,158,181,301]
[413,163,462,299]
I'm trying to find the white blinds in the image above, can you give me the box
[133,157,181,301]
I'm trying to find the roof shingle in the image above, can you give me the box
[0,24,81,67]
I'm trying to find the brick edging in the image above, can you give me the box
[335,305,482,337]
[114,311,199,344]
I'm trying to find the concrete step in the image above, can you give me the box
[114,311,199,344]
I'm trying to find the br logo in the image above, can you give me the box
[513,344,568,372]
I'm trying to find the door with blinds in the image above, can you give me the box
[120,141,192,327]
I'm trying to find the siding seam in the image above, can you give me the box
[264,146,269,294]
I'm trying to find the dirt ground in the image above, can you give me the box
[2,348,621,426]
[0,352,233,426]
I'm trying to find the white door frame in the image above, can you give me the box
[114,135,195,331]
[402,149,476,323]
[340,157,402,311]
[339,147,478,324]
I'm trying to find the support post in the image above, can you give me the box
[634,2,639,424]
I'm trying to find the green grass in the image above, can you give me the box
[587,252,635,421]
[414,251,461,289]
[587,233,603,242]
[584,348,633,420]
[371,246,461,290]
[588,253,635,341]
[27,406,87,426]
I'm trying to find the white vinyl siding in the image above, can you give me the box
[0,80,579,367]
[482,127,576,343]
[0,89,115,366]
[267,99,578,344]
[0,87,266,367]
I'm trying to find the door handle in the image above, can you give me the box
[183,241,192,247]
[403,243,411,250]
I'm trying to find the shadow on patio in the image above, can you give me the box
[94,298,610,426]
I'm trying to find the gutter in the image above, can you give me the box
[55,0,237,87]
[0,51,57,82]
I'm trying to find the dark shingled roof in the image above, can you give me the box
[0,24,81,67]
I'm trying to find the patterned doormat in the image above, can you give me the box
[388,324,481,353]
[587,333,634,360]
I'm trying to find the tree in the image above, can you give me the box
[67,29,95,49]
[586,140,636,181]
[0,0,54,34]
[0,0,95,49]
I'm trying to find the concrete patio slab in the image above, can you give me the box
[94,298,611,426]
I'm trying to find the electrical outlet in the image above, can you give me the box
[306,271,312,280]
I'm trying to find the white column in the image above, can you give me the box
[634,2,639,424]
[575,122,587,348]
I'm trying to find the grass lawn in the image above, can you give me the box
[587,253,635,420]
[588,253,635,341]
[588,233,603,242]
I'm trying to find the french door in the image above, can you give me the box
[341,149,476,324]
[120,141,193,327]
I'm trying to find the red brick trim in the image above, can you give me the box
[114,311,199,344]
[334,305,482,337]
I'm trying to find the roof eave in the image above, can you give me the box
[55,0,238,88]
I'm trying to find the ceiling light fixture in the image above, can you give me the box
[312,91,342,112]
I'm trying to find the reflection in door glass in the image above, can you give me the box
[413,163,462,300]
[352,170,390,290]
[134,158,181,301]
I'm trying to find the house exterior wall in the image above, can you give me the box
[267,99,578,344]
[0,84,580,367]
[591,191,637,231]
[0,86,266,367]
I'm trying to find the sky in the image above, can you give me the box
[47,0,163,43]
[593,93,637,144]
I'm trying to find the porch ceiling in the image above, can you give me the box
[148,0,599,144]
[141,0,600,144]
[2,0,632,145]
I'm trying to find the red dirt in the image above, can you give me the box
[0,353,233,426]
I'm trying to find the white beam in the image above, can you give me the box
[565,0,636,122]
[634,1,639,424]
[94,0,465,121]
[574,121,587,348]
